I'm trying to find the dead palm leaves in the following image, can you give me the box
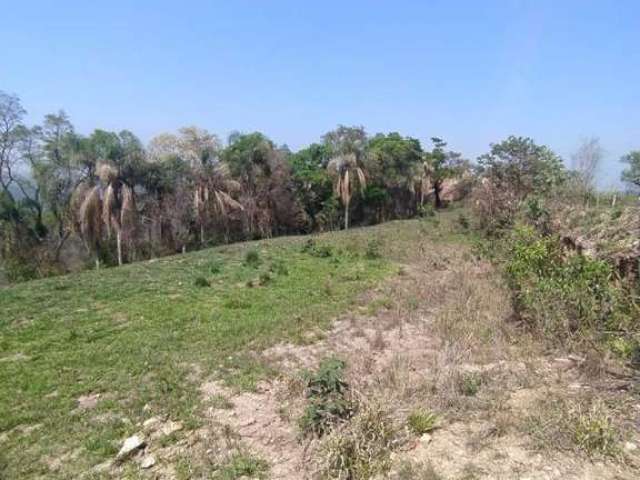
[327,153,366,229]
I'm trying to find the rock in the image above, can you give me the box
[116,435,145,462]
[140,455,156,469]
[552,358,574,370]
[161,420,183,436]
[143,417,160,429]
[77,393,101,410]
[420,433,432,444]
[624,441,637,452]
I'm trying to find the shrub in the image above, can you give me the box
[302,238,333,258]
[365,239,382,259]
[457,213,470,230]
[299,358,354,437]
[243,249,261,268]
[504,225,624,338]
[407,409,438,434]
[209,259,224,274]
[457,372,482,397]
[418,203,435,218]
[194,276,210,287]
[269,259,288,276]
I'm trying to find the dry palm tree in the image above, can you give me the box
[327,153,366,229]
[75,163,137,267]
[193,163,243,245]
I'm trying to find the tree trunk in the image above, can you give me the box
[344,200,350,230]
[116,230,123,266]
[200,224,205,245]
[434,184,442,209]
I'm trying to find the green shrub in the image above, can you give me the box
[302,239,333,258]
[208,259,224,274]
[269,259,288,276]
[243,249,261,268]
[407,409,438,434]
[365,239,382,259]
[299,358,354,437]
[504,225,624,339]
[457,372,482,397]
[194,276,210,287]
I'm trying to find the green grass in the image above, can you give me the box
[0,210,471,479]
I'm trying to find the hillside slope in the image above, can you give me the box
[1,210,639,479]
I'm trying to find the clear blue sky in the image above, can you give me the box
[3,0,639,186]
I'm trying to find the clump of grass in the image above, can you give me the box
[258,272,272,286]
[365,239,382,259]
[243,249,261,268]
[319,403,396,480]
[457,372,482,397]
[208,259,224,274]
[407,409,438,435]
[299,357,354,437]
[572,401,619,456]
[269,259,288,276]
[394,461,442,480]
[525,397,620,457]
[194,276,210,287]
[213,452,269,479]
[302,238,333,258]
[457,213,470,230]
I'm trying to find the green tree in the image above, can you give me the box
[477,135,565,201]
[621,151,640,191]
[423,137,467,208]
[365,132,422,217]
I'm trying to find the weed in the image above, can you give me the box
[457,372,482,397]
[269,259,288,276]
[457,213,470,230]
[319,404,396,480]
[258,272,272,286]
[394,461,443,480]
[243,249,261,268]
[194,276,210,287]
[299,358,354,437]
[213,452,269,479]
[208,259,224,274]
[365,239,382,259]
[407,409,438,434]
[302,238,333,258]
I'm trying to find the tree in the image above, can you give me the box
[571,137,603,193]
[477,136,565,201]
[365,132,422,217]
[327,153,366,229]
[423,137,466,208]
[621,151,640,191]
[76,163,137,267]
[322,125,367,160]
[289,143,333,229]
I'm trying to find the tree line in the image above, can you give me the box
[1,91,638,282]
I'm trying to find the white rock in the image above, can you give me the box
[420,433,432,444]
[624,441,637,452]
[140,455,156,469]
[116,435,145,461]
[143,417,160,429]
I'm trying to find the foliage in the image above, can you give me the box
[243,249,261,268]
[299,357,354,437]
[407,409,438,434]
[620,150,640,190]
[505,225,626,339]
[423,137,468,208]
[213,452,269,480]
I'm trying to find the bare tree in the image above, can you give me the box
[571,137,603,193]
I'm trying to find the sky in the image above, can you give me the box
[2,0,639,187]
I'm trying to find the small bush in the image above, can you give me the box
[209,259,224,274]
[194,276,210,287]
[269,259,288,276]
[418,203,435,218]
[457,213,470,230]
[572,401,619,456]
[299,358,354,437]
[365,239,382,259]
[243,249,261,268]
[214,452,269,479]
[394,461,442,480]
[457,372,482,397]
[302,239,334,258]
[407,409,438,434]
[258,272,272,286]
[319,404,396,480]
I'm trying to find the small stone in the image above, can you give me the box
[140,455,156,469]
[116,435,145,462]
[420,433,432,444]
[161,420,183,436]
[77,393,101,410]
[624,441,637,452]
[143,417,160,429]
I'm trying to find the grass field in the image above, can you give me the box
[0,217,465,479]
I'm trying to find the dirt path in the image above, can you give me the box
[113,237,640,479]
